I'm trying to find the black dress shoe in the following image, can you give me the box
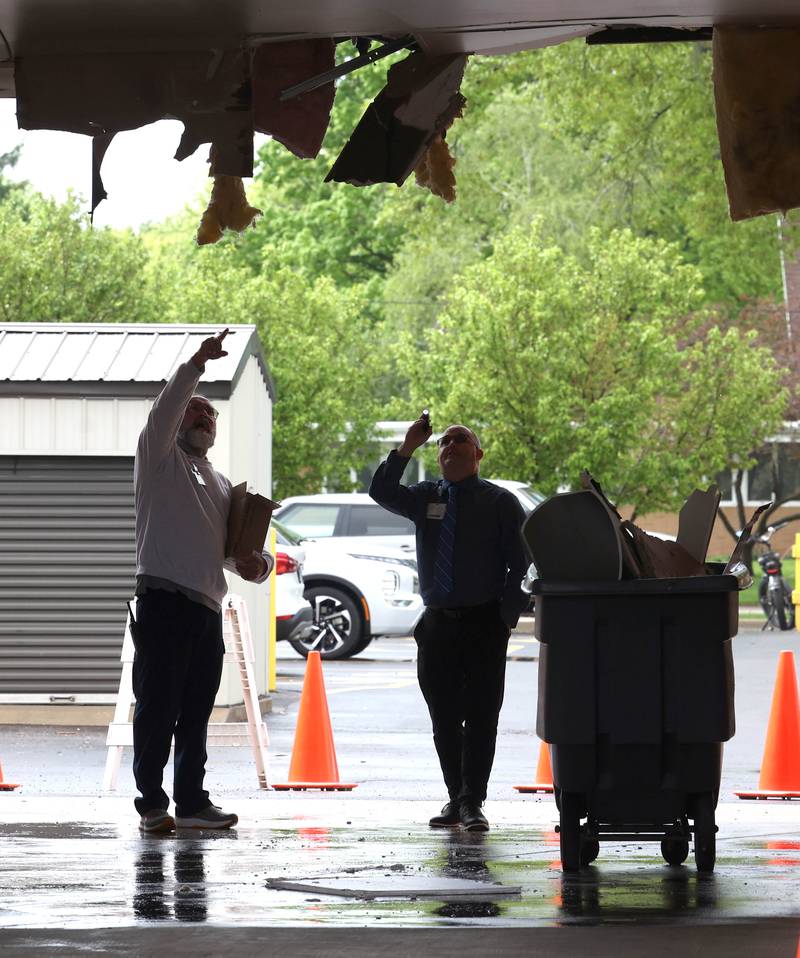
[429,801,461,827]
[460,802,489,832]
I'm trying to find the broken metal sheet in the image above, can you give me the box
[325,50,467,188]
[713,26,800,221]
[266,875,522,900]
[251,39,335,159]
[15,50,254,177]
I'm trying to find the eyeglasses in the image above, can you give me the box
[437,433,475,449]
[188,400,219,420]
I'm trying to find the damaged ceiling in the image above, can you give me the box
[2,2,800,238]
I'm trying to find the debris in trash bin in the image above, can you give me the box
[677,485,721,564]
[522,471,771,583]
[723,501,771,574]
[620,519,707,579]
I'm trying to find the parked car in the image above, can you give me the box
[274,493,415,552]
[273,518,423,661]
[273,521,314,645]
[275,487,545,620]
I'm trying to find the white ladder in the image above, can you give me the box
[102,593,270,791]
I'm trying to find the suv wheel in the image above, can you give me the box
[290,585,365,660]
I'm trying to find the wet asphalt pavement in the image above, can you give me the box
[0,625,798,956]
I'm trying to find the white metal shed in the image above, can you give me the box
[0,322,274,714]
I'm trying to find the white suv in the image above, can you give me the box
[273,516,422,660]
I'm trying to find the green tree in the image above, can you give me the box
[382,40,784,361]
[408,225,786,516]
[153,243,381,497]
[0,192,154,323]
[0,145,28,203]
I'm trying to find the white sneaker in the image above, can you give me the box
[139,809,175,834]
[175,804,238,829]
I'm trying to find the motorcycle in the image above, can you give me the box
[749,522,796,631]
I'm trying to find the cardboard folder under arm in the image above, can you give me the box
[226,482,280,559]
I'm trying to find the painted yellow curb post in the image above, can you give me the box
[791,533,800,630]
[268,526,277,691]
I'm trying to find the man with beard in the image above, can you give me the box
[133,329,273,833]
[369,417,527,832]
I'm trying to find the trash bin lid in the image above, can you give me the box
[522,490,622,581]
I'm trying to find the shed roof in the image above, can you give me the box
[0,323,274,399]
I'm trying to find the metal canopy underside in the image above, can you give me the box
[1,1,798,73]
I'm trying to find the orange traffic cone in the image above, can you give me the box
[735,650,800,800]
[0,759,20,792]
[514,740,554,794]
[273,651,357,791]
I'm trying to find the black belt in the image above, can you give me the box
[428,599,500,620]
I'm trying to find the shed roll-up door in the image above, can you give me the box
[0,456,136,694]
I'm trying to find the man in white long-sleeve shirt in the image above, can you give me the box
[132,329,273,834]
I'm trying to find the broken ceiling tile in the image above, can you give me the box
[325,50,467,189]
[713,26,800,221]
[251,39,336,159]
[15,49,255,209]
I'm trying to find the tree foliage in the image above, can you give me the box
[409,225,786,515]
[0,192,152,324]
[0,38,793,509]
[0,145,28,203]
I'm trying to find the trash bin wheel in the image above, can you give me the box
[580,839,600,866]
[661,839,689,866]
[559,792,582,873]
[693,792,716,873]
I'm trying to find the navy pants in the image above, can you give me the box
[414,604,510,805]
[132,589,224,818]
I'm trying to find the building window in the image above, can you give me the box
[718,440,800,505]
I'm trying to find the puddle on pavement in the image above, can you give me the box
[1,822,798,928]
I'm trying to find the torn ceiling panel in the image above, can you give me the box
[326,51,467,188]
[7,2,800,229]
[15,51,254,176]
[251,38,336,159]
[713,25,800,221]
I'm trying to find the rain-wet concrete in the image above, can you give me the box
[0,796,797,956]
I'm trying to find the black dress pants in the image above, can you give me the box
[414,604,510,804]
[132,589,224,817]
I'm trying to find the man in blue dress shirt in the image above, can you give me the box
[369,416,528,831]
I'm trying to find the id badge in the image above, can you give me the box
[191,463,207,486]
[426,503,446,520]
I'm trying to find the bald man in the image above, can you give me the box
[370,417,527,831]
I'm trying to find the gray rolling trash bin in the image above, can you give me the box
[534,573,737,874]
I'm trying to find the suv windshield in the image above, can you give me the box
[273,518,304,546]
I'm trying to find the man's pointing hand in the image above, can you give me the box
[192,329,229,371]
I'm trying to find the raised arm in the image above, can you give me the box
[369,415,433,520]
[137,329,229,467]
